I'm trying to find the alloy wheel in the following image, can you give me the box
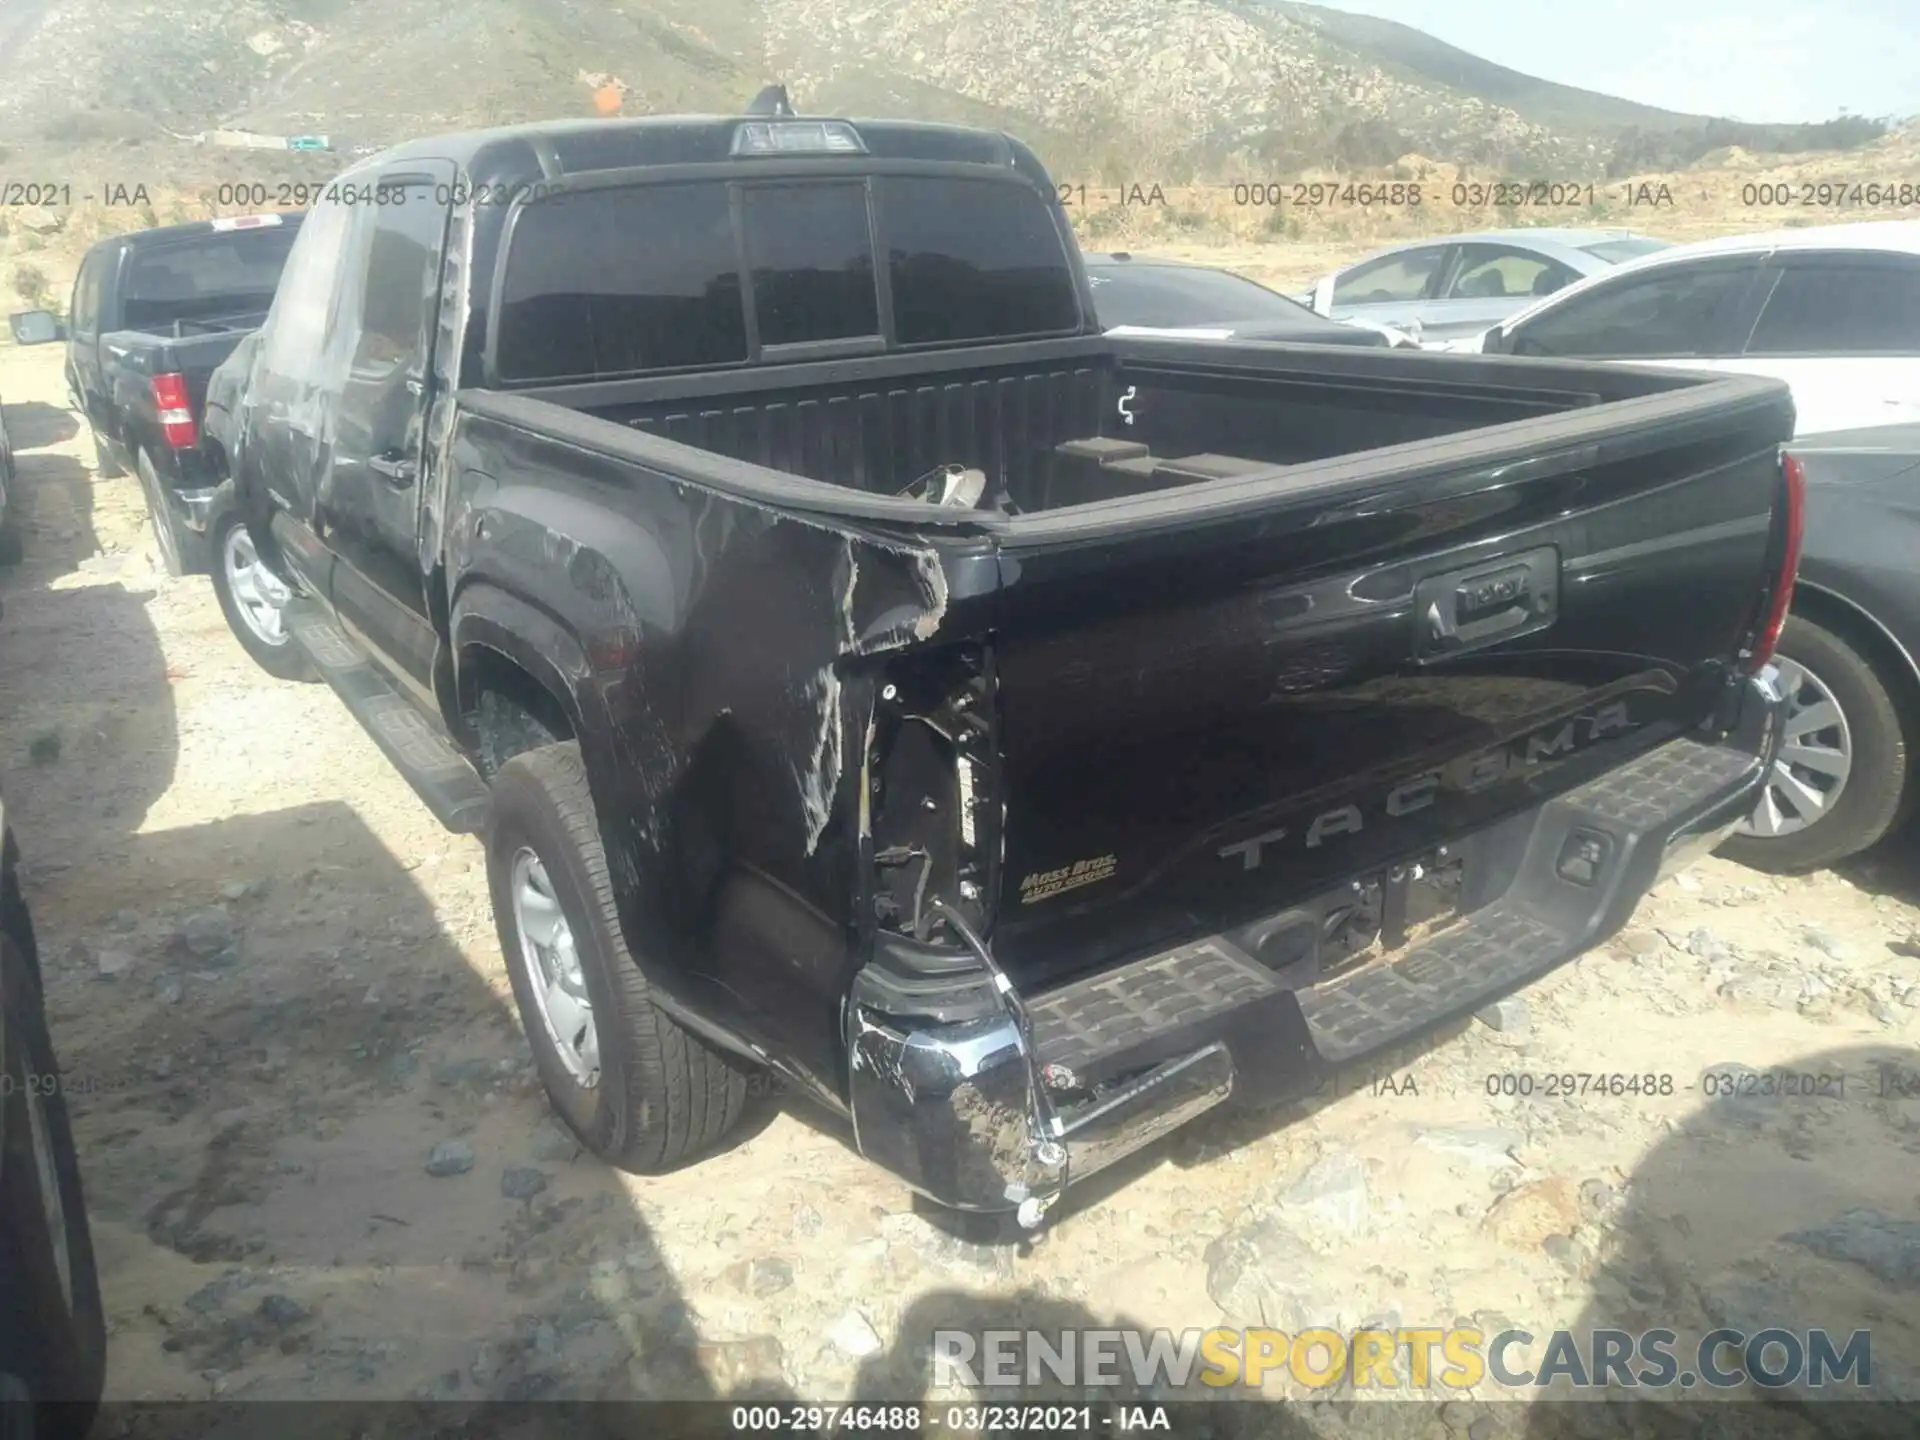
[222,522,292,647]
[1740,655,1854,840]
[509,848,600,1087]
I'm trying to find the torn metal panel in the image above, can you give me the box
[447,405,972,1093]
[795,667,843,857]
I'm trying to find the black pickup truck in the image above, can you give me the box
[11,213,301,575]
[210,105,1800,1227]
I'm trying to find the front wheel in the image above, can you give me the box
[1720,615,1913,873]
[486,742,751,1172]
[207,495,316,683]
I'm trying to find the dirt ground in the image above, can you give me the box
[3,332,1919,1434]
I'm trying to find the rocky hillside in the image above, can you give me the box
[0,0,1891,179]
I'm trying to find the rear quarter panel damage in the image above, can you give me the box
[444,412,955,1082]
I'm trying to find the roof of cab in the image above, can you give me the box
[346,113,1042,180]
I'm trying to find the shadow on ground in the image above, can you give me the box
[1520,1040,1920,1440]
[1,400,79,452]
[0,390,800,1432]
[0,445,97,575]
[1836,821,1920,919]
[53,802,804,1437]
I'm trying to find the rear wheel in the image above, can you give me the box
[1720,614,1912,872]
[208,496,316,683]
[134,449,205,578]
[0,935,106,1439]
[85,425,121,480]
[486,741,750,1171]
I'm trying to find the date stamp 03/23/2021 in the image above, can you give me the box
[7,172,1920,217]
[1306,1057,1920,1104]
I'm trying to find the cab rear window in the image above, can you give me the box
[494,175,1080,383]
[120,227,301,331]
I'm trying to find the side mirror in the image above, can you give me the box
[8,310,63,345]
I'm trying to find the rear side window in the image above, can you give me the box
[497,183,746,381]
[338,174,448,374]
[1332,247,1444,306]
[1443,245,1577,302]
[1509,263,1756,358]
[880,177,1080,344]
[260,201,356,383]
[70,255,104,331]
[1744,261,1920,356]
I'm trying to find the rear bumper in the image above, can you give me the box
[131,435,222,530]
[169,485,222,535]
[846,669,1786,1220]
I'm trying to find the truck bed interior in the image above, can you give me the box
[523,339,1713,515]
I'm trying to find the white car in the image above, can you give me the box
[1455,220,1920,437]
[1293,228,1671,348]
[1084,254,1419,348]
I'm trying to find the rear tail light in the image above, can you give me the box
[1747,450,1805,673]
[152,372,197,449]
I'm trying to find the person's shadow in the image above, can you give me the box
[1528,1042,1920,1440]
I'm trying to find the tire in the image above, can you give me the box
[0,855,37,995]
[86,426,122,480]
[0,516,22,568]
[0,934,107,1440]
[207,495,316,683]
[486,741,750,1172]
[1719,614,1913,873]
[134,450,207,579]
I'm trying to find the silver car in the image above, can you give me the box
[1298,228,1671,347]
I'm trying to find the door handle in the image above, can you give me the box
[369,454,417,487]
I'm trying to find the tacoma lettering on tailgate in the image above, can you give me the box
[1219,700,1636,872]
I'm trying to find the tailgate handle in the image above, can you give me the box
[1415,548,1559,660]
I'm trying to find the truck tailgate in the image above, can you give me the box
[102,328,250,422]
[970,377,1796,988]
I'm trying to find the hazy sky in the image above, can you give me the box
[1309,0,1920,124]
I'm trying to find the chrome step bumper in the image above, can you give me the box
[845,671,1784,1222]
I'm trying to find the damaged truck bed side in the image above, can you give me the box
[217,110,1798,1226]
